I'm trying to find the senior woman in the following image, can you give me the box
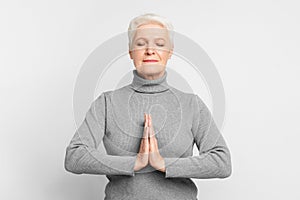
[64,13,232,200]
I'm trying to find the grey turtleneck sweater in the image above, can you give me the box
[64,69,232,200]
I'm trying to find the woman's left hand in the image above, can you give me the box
[147,114,166,172]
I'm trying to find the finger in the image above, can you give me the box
[148,115,155,147]
[149,123,154,137]
[145,127,149,147]
[148,114,159,152]
[149,115,159,149]
[147,113,150,127]
[144,128,150,149]
[140,127,149,152]
[143,113,148,139]
[149,126,156,151]
[144,113,147,127]
[142,126,148,139]
[149,114,152,127]
[149,115,156,138]
[149,115,155,138]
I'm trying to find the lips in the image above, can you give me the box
[143,60,158,62]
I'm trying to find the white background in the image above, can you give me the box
[1,0,300,199]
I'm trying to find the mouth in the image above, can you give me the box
[143,60,159,63]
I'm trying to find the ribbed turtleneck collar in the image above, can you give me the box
[129,69,170,93]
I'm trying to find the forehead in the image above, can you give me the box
[133,27,169,40]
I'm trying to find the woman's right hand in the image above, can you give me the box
[134,113,149,171]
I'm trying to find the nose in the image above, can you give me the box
[145,46,156,55]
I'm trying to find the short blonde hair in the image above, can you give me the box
[128,13,174,50]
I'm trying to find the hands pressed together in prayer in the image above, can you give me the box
[134,113,166,172]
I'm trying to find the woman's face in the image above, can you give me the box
[129,23,173,80]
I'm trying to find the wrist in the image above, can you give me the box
[134,155,147,171]
[154,158,166,172]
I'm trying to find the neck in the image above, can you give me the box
[136,71,165,80]
[130,69,170,94]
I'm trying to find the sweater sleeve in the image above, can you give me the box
[164,94,232,179]
[64,92,137,176]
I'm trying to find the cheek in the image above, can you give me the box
[132,51,144,61]
[159,52,170,62]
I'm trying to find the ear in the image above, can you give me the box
[129,50,133,59]
[168,49,173,59]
